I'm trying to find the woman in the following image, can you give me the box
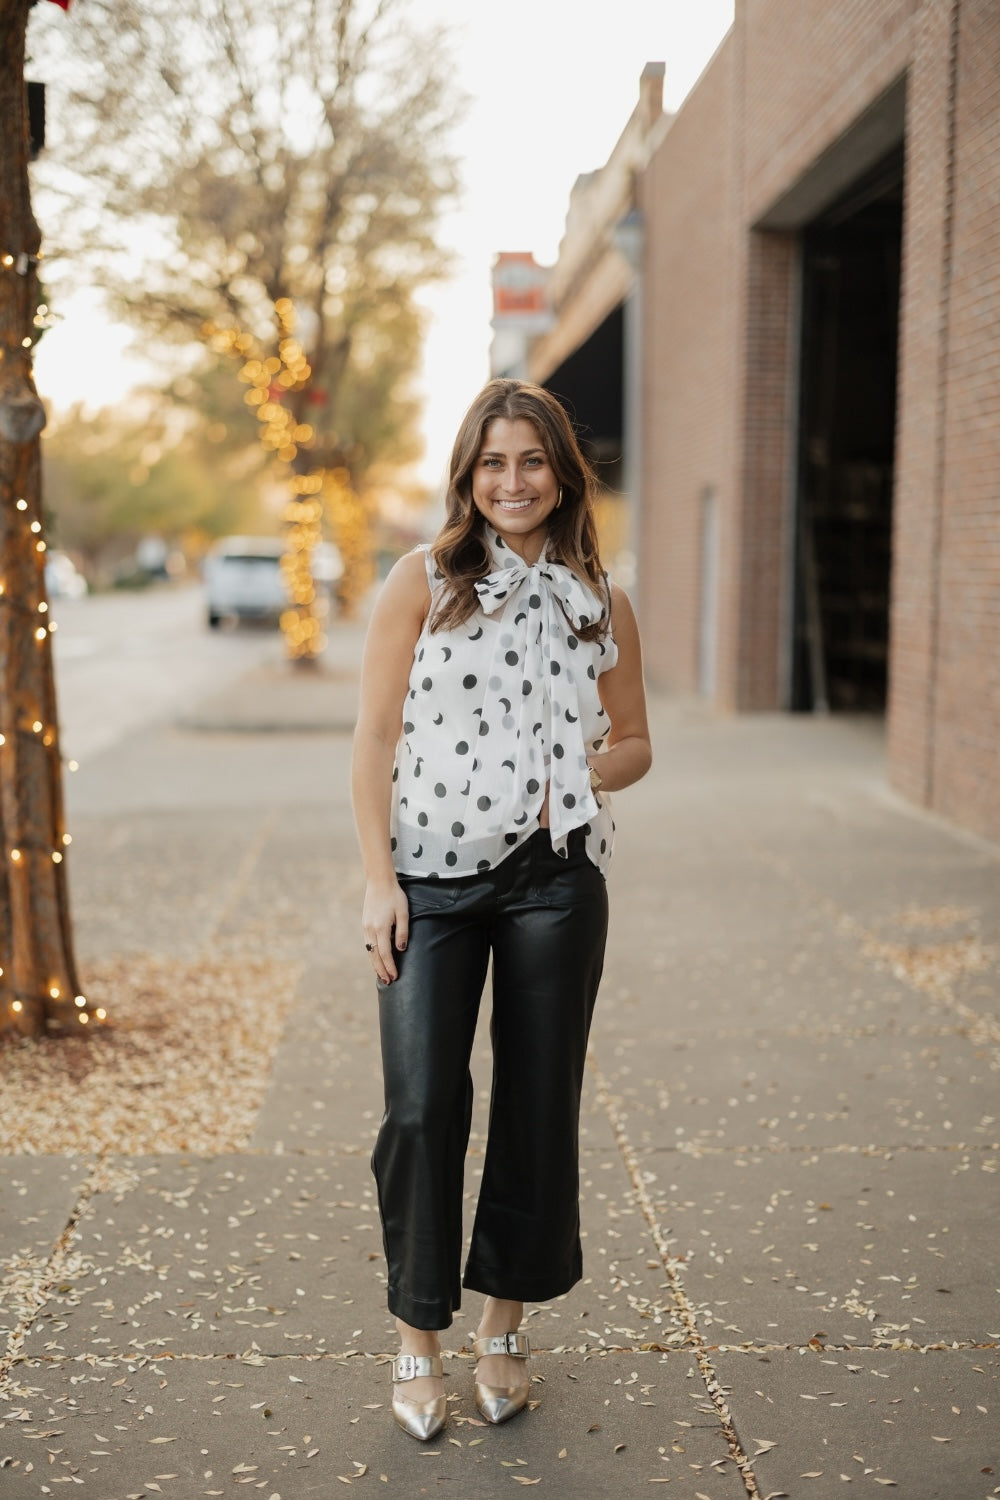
[351,378,652,1440]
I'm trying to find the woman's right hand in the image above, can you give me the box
[362,878,410,985]
[351,550,429,989]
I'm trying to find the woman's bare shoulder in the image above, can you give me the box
[606,582,641,652]
[608,580,637,622]
[378,548,433,609]
[361,549,432,678]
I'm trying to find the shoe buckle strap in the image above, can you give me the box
[479,1332,530,1358]
[392,1353,441,1382]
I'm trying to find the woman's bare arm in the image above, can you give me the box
[351,550,429,982]
[590,584,652,791]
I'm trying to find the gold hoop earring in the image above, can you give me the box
[556,486,564,509]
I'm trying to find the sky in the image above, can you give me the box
[31,0,735,488]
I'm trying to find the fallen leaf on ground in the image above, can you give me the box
[0,955,297,1153]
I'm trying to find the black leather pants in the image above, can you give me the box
[371,828,609,1331]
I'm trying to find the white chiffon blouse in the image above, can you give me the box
[389,525,618,878]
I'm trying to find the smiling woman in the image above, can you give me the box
[472,421,560,546]
[350,376,652,1442]
[429,382,611,642]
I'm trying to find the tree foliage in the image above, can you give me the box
[31,0,460,486]
[43,366,279,583]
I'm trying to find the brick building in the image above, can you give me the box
[503,0,1000,844]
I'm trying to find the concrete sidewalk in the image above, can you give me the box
[2,620,998,1499]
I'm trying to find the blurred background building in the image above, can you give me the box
[491,0,1000,844]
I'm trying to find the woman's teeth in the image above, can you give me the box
[497,498,535,510]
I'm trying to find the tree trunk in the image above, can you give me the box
[0,0,95,1039]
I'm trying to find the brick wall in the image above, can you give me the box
[740,0,917,222]
[639,41,737,694]
[729,228,797,710]
[639,0,1000,838]
[888,0,959,811]
[889,0,1000,840]
[925,0,1000,838]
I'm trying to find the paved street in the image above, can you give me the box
[2,614,999,1498]
[50,584,283,762]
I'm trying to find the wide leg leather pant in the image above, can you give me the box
[371,828,609,1331]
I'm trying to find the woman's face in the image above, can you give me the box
[470,417,560,562]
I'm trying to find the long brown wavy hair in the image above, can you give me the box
[429,379,611,640]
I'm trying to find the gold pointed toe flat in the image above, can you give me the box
[391,1353,447,1441]
[472,1331,531,1425]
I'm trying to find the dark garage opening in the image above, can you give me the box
[792,148,904,712]
[543,303,624,490]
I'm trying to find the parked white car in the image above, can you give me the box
[203,535,342,628]
[203,536,286,627]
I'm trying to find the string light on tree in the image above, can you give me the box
[204,304,327,661]
[2,0,93,1040]
[0,247,55,349]
[324,466,376,617]
[202,296,375,657]
[0,494,98,1036]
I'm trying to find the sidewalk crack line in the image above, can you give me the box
[0,1160,102,1387]
[589,1045,762,1498]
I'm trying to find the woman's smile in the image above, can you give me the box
[471,417,560,559]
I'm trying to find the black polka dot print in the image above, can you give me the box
[388,530,619,877]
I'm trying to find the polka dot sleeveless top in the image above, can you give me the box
[390,525,618,878]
